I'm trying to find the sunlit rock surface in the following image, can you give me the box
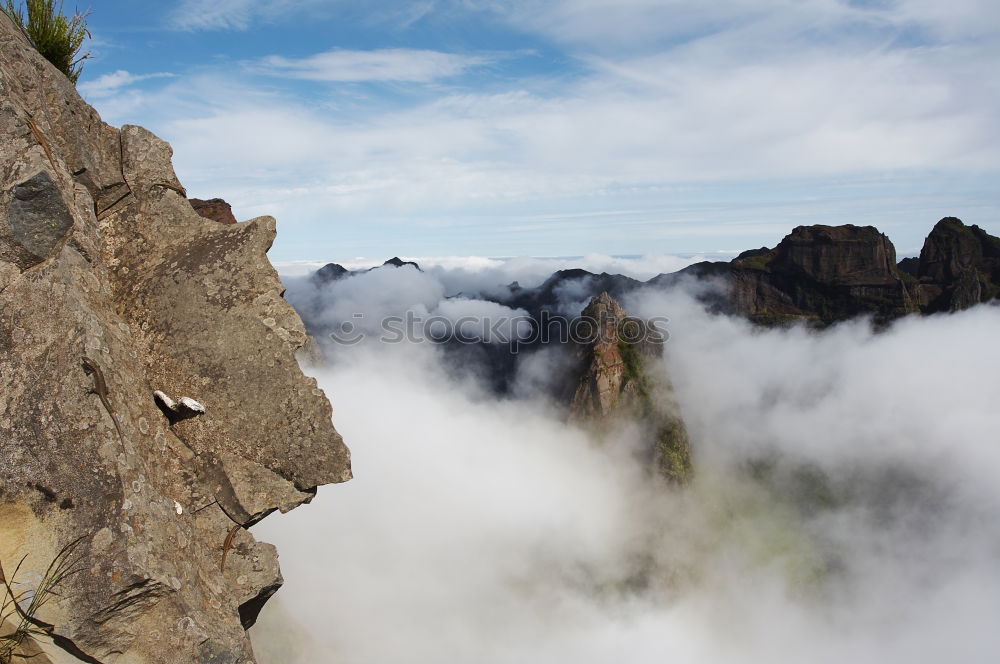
[567,292,692,483]
[0,16,349,663]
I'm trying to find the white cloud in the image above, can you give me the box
[167,0,447,32]
[477,0,1000,51]
[257,49,490,83]
[892,0,1000,39]
[252,284,1000,663]
[286,263,445,340]
[88,1,1000,257]
[434,298,533,343]
[276,254,710,294]
[419,254,710,296]
[106,28,1000,205]
[168,0,258,30]
[77,70,175,99]
[167,0,314,31]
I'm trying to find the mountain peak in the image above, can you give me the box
[568,293,691,483]
[312,262,349,284]
[915,217,1000,311]
[580,291,625,319]
[383,257,422,271]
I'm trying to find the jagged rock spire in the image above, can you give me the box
[567,292,692,483]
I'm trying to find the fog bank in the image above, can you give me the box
[253,265,1000,664]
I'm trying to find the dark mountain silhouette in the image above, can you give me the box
[310,257,423,286]
[301,218,999,392]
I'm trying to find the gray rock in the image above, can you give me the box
[6,171,74,265]
[0,13,350,664]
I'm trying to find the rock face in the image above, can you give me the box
[567,293,691,482]
[1,17,349,664]
[729,224,915,324]
[682,219,1000,322]
[912,217,1000,312]
[189,198,238,225]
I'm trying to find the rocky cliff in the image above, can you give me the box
[728,224,916,324]
[724,219,1000,322]
[567,293,691,483]
[911,217,1000,312]
[479,220,1000,329]
[1,15,349,664]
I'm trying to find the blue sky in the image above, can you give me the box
[76,0,1000,263]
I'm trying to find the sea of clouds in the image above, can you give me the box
[277,253,715,347]
[252,256,1000,664]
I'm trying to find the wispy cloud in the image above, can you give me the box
[90,0,1000,258]
[256,49,491,83]
[77,70,176,99]
[478,0,1000,51]
[167,0,444,32]
[168,0,262,31]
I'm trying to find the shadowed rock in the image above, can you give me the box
[728,224,915,324]
[382,256,421,271]
[913,217,1000,312]
[8,171,74,253]
[311,262,349,284]
[189,197,238,225]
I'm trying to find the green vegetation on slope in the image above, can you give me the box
[618,337,693,482]
[2,0,90,83]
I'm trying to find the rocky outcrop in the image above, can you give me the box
[567,293,691,483]
[722,218,1000,321]
[1,15,349,664]
[189,198,238,225]
[675,220,999,322]
[911,217,1000,312]
[568,294,651,418]
[728,225,915,324]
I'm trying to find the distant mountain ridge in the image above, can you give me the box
[295,218,1000,464]
[487,217,1000,324]
[308,217,998,326]
[310,256,422,285]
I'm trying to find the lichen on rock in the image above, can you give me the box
[0,14,349,664]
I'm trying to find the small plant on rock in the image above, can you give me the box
[1,0,91,84]
[0,538,84,663]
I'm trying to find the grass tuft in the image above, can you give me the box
[2,0,91,84]
[0,537,85,663]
